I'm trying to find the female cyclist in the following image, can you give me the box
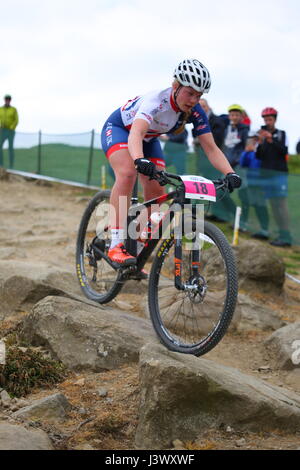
[100,58,242,265]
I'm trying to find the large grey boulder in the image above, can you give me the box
[136,343,300,449]
[12,393,71,422]
[21,296,157,371]
[234,294,284,332]
[264,322,300,370]
[233,240,285,294]
[0,422,53,450]
[0,390,12,408]
[0,260,85,319]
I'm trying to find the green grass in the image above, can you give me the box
[286,253,300,261]
[288,154,300,174]
[1,143,115,188]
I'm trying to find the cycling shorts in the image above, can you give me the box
[100,110,166,168]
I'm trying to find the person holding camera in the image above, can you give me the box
[256,107,292,247]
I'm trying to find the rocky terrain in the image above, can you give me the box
[0,169,300,450]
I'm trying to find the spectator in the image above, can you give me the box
[193,99,227,222]
[256,107,292,247]
[223,104,249,168]
[240,131,269,239]
[296,139,300,154]
[197,99,226,148]
[0,95,19,168]
[160,128,188,175]
[222,104,249,227]
[241,109,251,130]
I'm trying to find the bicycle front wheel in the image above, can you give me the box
[148,221,238,356]
[76,190,124,304]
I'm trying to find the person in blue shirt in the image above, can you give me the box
[240,132,269,239]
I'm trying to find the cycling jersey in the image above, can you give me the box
[101,87,211,160]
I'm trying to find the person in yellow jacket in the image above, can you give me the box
[0,95,19,168]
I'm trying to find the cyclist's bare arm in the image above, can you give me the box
[198,132,234,175]
[128,119,150,160]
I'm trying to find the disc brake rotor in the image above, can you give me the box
[185,275,207,303]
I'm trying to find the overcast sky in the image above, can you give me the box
[1,0,299,150]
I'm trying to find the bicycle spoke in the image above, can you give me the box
[76,191,124,303]
[149,221,237,355]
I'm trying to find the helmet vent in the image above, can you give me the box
[174,59,211,93]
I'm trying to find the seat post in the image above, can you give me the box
[131,176,139,205]
[125,176,139,257]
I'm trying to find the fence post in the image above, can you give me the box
[101,165,106,189]
[37,130,42,174]
[232,206,242,246]
[86,129,95,186]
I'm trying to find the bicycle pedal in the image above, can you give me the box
[128,270,148,281]
[118,265,137,280]
[130,271,149,281]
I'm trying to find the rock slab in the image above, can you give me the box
[233,294,284,332]
[264,322,300,370]
[136,343,300,449]
[13,393,71,421]
[0,260,83,319]
[0,422,53,450]
[233,240,285,294]
[21,295,157,371]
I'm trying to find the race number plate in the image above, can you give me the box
[180,175,216,202]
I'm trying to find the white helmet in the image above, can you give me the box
[174,59,211,93]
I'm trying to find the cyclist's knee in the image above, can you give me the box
[114,169,137,189]
[116,168,136,180]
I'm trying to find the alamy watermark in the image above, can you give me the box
[291,340,300,365]
[94,197,205,249]
[0,340,6,365]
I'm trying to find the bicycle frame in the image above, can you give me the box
[90,171,226,290]
[124,176,201,291]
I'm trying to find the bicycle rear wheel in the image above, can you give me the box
[148,221,238,356]
[76,190,124,303]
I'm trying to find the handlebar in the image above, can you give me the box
[153,170,229,192]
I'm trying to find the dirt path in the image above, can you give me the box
[0,173,300,450]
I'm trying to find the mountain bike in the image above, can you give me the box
[76,171,238,356]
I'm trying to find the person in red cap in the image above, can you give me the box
[256,107,292,247]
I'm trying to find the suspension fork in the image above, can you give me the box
[125,178,139,257]
[191,203,201,277]
[174,203,200,290]
[174,209,184,291]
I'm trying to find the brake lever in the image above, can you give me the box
[150,171,170,186]
[213,178,228,192]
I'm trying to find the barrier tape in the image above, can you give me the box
[286,273,300,285]
[6,169,100,190]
